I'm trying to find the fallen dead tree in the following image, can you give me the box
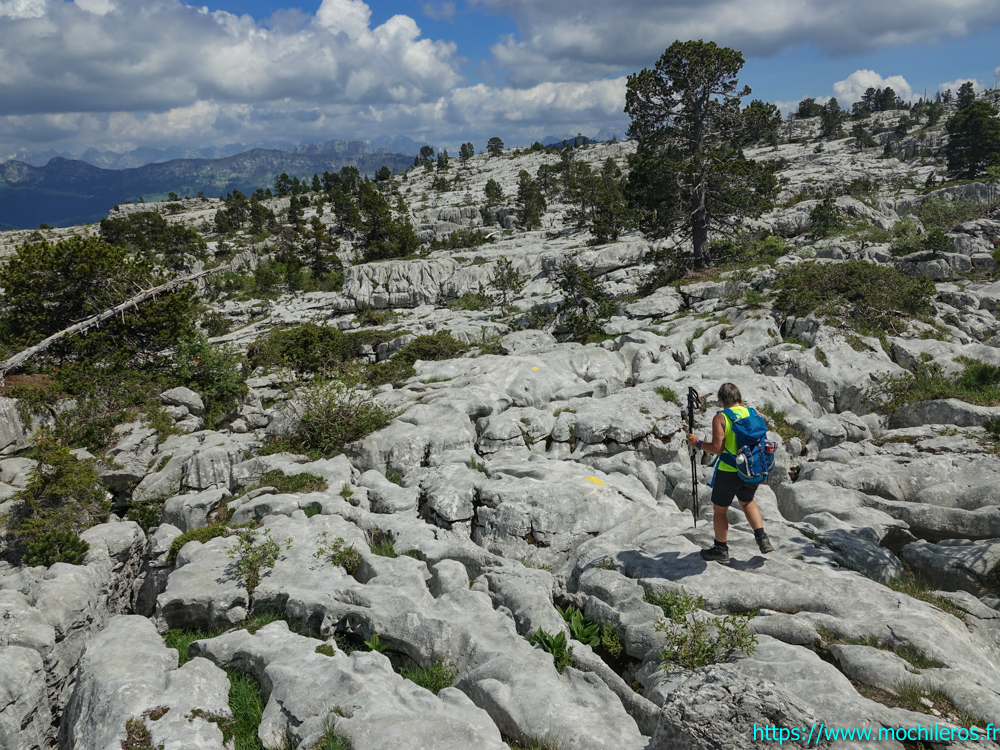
[0,264,230,385]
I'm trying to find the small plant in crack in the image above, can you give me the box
[316,532,362,574]
[226,528,288,612]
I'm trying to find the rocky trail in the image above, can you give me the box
[3,105,1000,750]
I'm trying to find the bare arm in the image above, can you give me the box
[686,413,727,454]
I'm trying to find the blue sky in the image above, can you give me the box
[0,0,998,158]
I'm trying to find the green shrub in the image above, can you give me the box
[601,623,624,659]
[555,262,617,343]
[259,471,327,494]
[528,628,573,673]
[247,323,396,376]
[710,233,790,265]
[354,303,399,327]
[428,228,495,252]
[127,499,163,533]
[169,333,247,429]
[317,533,362,574]
[262,367,396,458]
[399,660,458,694]
[773,260,934,337]
[167,523,231,566]
[0,236,198,366]
[873,358,1000,413]
[226,528,285,611]
[889,219,953,257]
[366,331,467,386]
[3,436,109,566]
[638,247,687,296]
[201,311,231,338]
[448,287,493,312]
[807,194,844,239]
[652,588,757,669]
[917,198,991,230]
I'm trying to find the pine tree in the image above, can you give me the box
[625,40,781,267]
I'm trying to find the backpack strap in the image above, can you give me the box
[718,408,739,460]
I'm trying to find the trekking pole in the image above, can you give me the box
[687,387,701,528]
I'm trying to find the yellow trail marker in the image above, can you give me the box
[531,366,539,370]
[585,476,606,485]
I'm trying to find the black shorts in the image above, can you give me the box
[711,469,758,508]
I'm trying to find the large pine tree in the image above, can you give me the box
[624,40,781,268]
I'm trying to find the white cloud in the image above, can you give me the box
[0,0,637,156]
[0,0,46,18]
[832,69,914,105]
[423,1,456,22]
[471,0,1000,86]
[937,77,983,93]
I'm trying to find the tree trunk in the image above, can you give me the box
[691,186,710,269]
[0,264,230,385]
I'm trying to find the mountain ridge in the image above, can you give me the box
[0,143,415,229]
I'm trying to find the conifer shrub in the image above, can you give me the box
[365,331,467,386]
[2,436,109,567]
[773,260,934,337]
[247,324,396,375]
[263,367,397,458]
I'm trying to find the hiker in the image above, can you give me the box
[685,383,773,563]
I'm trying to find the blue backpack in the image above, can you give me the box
[712,408,775,485]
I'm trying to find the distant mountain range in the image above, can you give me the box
[4,134,431,171]
[0,140,417,229]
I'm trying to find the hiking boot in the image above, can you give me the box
[756,534,774,554]
[699,544,730,564]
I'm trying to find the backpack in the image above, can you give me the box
[714,407,776,485]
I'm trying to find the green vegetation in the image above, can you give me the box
[448,287,493,312]
[2,437,109,567]
[637,246,687,295]
[0,236,199,366]
[807,194,844,239]
[399,660,458,694]
[364,633,388,653]
[315,644,336,657]
[601,623,624,659]
[528,628,573,673]
[915,197,994,231]
[259,471,327,495]
[773,261,934,339]
[247,323,397,376]
[490,256,527,315]
[261,367,397,459]
[367,528,397,558]
[121,717,163,750]
[366,331,467,386]
[643,589,757,669]
[710,232,790,265]
[168,523,232,566]
[945,98,1000,179]
[651,587,757,669]
[227,670,266,750]
[555,261,616,343]
[625,40,780,267]
[226,528,286,612]
[317,533,362,574]
[313,717,352,750]
[874,358,1000,413]
[755,406,804,442]
[557,605,599,646]
[164,625,227,667]
[654,386,677,404]
[100,210,207,268]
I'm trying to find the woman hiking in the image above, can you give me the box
[685,382,773,563]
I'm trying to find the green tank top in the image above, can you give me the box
[718,405,750,473]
